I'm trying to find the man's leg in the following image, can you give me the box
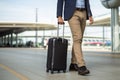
[68,10,85,67]
[68,10,90,75]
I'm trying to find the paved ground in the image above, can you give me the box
[0,48,120,80]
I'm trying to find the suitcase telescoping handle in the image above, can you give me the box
[57,22,65,39]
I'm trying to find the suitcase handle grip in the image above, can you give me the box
[58,22,65,25]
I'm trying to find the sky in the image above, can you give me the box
[1,0,119,42]
[0,0,111,24]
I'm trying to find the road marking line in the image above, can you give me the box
[0,64,29,80]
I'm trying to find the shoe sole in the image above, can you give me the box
[78,71,90,75]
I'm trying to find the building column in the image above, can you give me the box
[10,33,13,47]
[1,37,4,46]
[35,28,38,47]
[16,34,18,47]
[4,36,7,46]
[111,7,120,52]
[7,35,10,46]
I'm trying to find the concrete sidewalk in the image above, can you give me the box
[0,48,120,80]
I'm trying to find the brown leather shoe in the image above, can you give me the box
[78,66,90,75]
[69,63,78,71]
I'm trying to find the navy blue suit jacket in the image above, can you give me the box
[57,0,92,20]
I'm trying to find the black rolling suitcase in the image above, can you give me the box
[46,23,68,74]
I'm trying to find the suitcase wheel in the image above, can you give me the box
[46,69,49,72]
[51,70,54,74]
[58,70,60,73]
[63,70,66,73]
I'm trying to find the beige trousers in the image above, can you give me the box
[68,10,86,67]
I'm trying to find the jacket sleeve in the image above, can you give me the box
[86,0,92,17]
[56,0,64,18]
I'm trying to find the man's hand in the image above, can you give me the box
[89,16,94,25]
[58,16,64,24]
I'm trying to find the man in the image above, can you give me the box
[57,0,94,75]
